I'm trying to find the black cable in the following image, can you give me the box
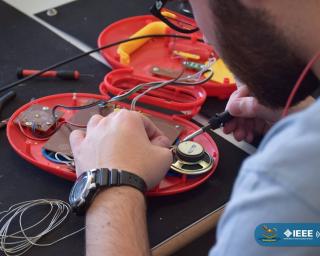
[2,33,206,125]
[51,100,106,123]
[51,63,212,120]
[51,62,212,118]
[0,34,203,93]
[0,90,16,113]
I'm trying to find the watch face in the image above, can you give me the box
[69,172,90,206]
[75,174,88,196]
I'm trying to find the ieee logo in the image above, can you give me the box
[283,229,313,239]
[284,229,292,238]
[256,223,320,246]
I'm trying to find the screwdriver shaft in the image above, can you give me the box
[182,125,208,142]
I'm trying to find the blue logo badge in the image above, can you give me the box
[255,223,320,246]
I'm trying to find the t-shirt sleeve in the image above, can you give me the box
[209,168,320,256]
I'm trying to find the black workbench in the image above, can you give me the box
[0,1,248,255]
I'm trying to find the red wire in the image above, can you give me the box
[282,51,320,117]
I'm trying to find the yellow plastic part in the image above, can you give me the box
[161,11,177,19]
[117,21,169,65]
[173,50,201,60]
[206,59,235,84]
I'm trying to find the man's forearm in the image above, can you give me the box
[86,186,150,256]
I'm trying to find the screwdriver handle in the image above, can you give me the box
[57,70,80,80]
[17,68,80,80]
[207,111,233,130]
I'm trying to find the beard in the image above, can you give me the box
[209,0,319,109]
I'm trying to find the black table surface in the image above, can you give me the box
[0,1,248,255]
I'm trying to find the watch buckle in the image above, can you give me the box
[109,169,120,186]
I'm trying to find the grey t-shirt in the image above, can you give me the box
[210,99,320,255]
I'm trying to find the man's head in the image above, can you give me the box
[189,0,320,109]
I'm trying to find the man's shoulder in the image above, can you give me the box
[246,99,320,168]
[209,101,320,256]
[240,99,320,212]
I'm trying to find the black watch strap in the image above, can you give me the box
[70,168,147,215]
[95,168,147,194]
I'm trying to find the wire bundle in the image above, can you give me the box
[41,149,75,167]
[51,57,215,116]
[130,58,215,110]
[0,199,84,256]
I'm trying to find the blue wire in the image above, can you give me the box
[41,148,68,164]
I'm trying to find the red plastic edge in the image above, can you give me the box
[7,93,219,196]
[100,68,207,119]
[97,15,236,98]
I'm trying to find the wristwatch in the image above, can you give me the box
[69,168,147,215]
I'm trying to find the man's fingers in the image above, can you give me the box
[223,118,238,134]
[87,114,103,132]
[227,97,258,117]
[230,86,249,99]
[70,129,85,153]
[150,135,171,148]
[227,95,280,122]
[224,117,256,142]
[233,119,246,141]
[245,132,254,143]
[139,114,165,140]
[233,128,246,141]
[244,119,254,143]
[227,85,250,102]
[140,114,171,148]
[102,110,170,147]
[136,113,172,148]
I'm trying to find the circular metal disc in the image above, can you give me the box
[171,151,214,175]
[177,141,204,156]
[176,141,205,163]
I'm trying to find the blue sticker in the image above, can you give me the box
[255,223,320,246]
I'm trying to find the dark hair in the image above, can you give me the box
[208,0,319,108]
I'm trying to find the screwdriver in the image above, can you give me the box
[182,111,234,142]
[17,68,94,80]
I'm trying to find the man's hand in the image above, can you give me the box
[69,109,173,189]
[223,86,277,143]
[69,110,171,255]
[223,85,315,143]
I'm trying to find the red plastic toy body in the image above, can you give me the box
[99,68,207,119]
[7,93,219,196]
[98,15,236,99]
